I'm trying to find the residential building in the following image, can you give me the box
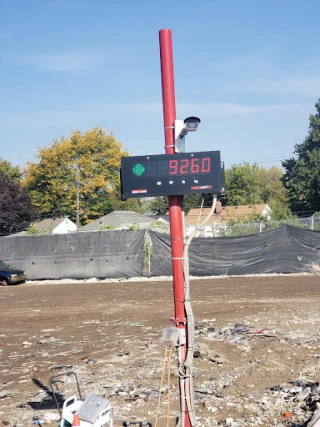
[185,202,271,237]
[79,210,169,232]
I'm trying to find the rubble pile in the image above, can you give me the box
[1,276,320,426]
[1,318,319,427]
[188,321,320,426]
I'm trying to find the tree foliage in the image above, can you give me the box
[23,127,137,225]
[224,163,262,205]
[183,194,215,214]
[148,195,210,215]
[0,158,22,184]
[183,194,202,214]
[282,100,320,215]
[149,196,168,215]
[0,170,39,236]
[224,162,289,219]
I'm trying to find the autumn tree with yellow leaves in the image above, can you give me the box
[24,127,139,225]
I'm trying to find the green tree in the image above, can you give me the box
[259,166,287,204]
[149,197,168,215]
[0,158,22,184]
[115,197,142,213]
[149,195,211,216]
[224,162,289,218]
[183,194,215,214]
[282,100,320,215]
[24,127,131,225]
[259,166,290,220]
[0,170,39,236]
[224,162,264,205]
[267,199,291,220]
[183,194,203,214]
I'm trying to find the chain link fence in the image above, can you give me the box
[184,215,320,238]
[214,215,320,237]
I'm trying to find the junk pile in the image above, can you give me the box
[190,321,320,426]
[2,317,320,427]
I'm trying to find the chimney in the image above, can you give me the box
[215,201,222,214]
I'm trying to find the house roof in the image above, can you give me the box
[79,211,156,231]
[185,203,270,225]
[146,215,170,224]
[6,217,76,237]
[32,218,68,232]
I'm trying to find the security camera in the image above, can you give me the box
[183,116,201,132]
[174,116,201,153]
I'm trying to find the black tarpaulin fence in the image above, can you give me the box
[149,225,320,276]
[0,230,145,280]
[0,226,319,280]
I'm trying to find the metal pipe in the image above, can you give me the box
[159,29,190,427]
[75,164,80,231]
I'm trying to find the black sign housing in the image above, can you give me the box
[121,151,223,199]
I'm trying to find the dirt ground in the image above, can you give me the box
[1,274,320,426]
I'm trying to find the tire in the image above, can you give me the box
[0,278,8,286]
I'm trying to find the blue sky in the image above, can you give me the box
[0,0,319,170]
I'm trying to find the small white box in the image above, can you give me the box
[162,327,186,346]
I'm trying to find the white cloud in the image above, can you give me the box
[3,50,103,71]
[213,41,281,72]
[0,101,306,131]
[0,103,160,130]
[212,41,320,98]
[177,102,303,116]
[234,75,320,97]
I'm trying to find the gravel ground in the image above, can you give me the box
[1,274,320,427]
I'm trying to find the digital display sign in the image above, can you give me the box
[121,151,224,199]
[131,156,212,177]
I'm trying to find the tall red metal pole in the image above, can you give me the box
[159,29,191,427]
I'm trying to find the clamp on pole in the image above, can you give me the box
[171,316,187,324]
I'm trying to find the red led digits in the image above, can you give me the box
[180,159,188,174]
[169,159,178,174]
[191,158,200,173]
[167,157,211,175]
[202,157,210,172]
